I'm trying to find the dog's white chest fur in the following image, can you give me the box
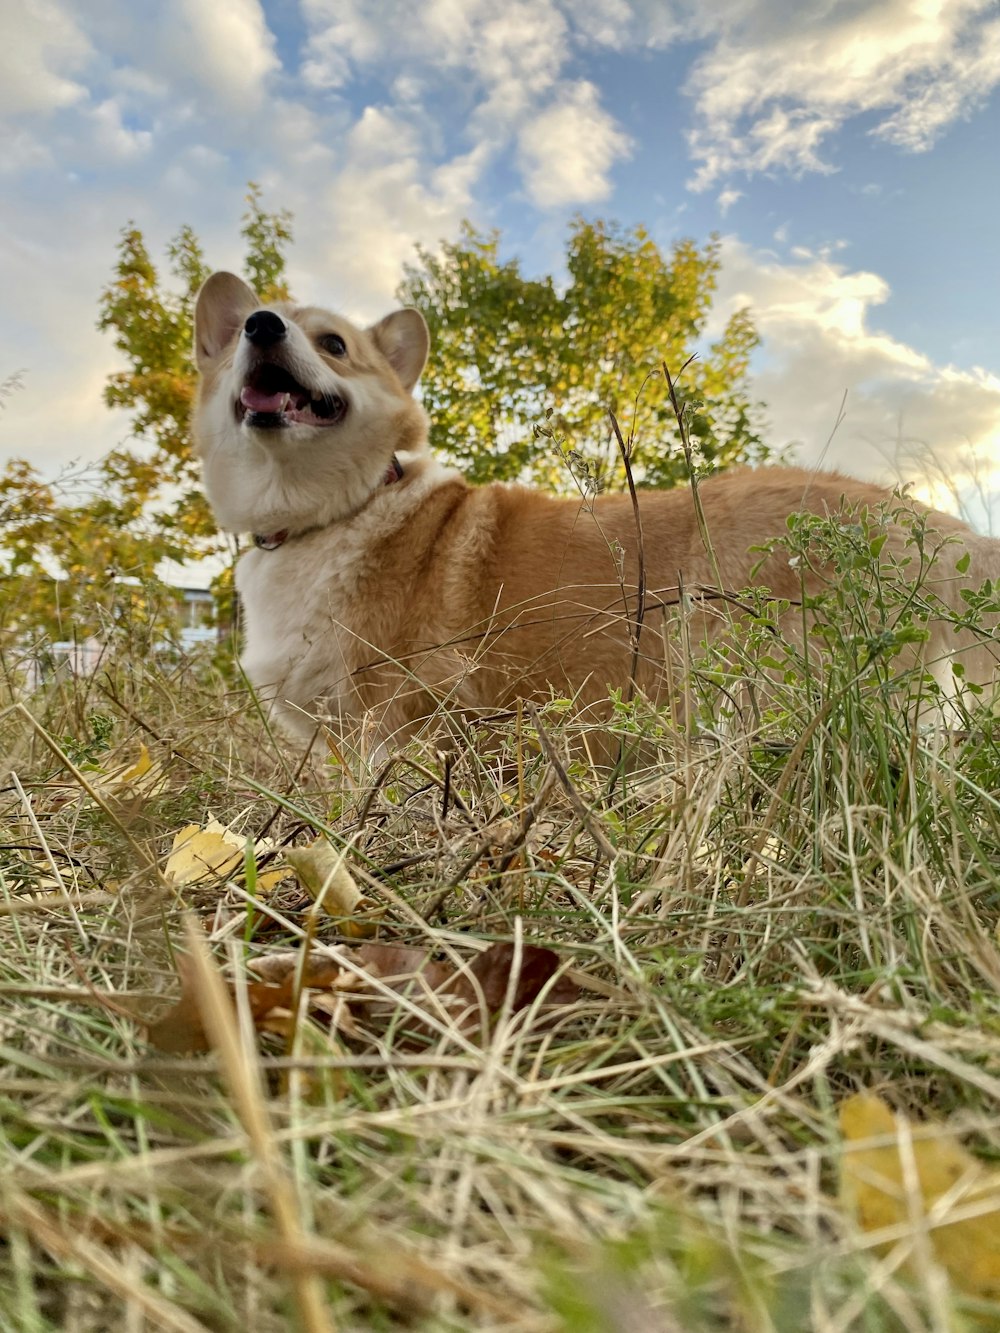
[235,464,453,741]
[237,534,359,740]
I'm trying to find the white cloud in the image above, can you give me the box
[467,3,569,129]
[55,0,282,126]
[716,187,742,216]
[298,0,630,202]
[0,0,282,184]
[0,129,54,176]
[517,81,632,208]
[294,0,1000,195]
[683,0,1000,187]
[301,0,568,106]
[563,0,683,49]
[875,13,1000,150]
[144,0,280,115]
[87,98,153,161]
[0,182,155,473]
[710,238,1000,501]
[300,0,383,87]
[158,143,229,196]
[289,107,489,317]
[566,0,636,48]
[0,0,91,117]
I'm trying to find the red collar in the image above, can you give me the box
[253,455,403,551]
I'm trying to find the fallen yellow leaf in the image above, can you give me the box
[839,1092,1000,1302]
[165,820,285,892]
[284,839,375,937]
[117,743,153,784]
[88,743,168,800]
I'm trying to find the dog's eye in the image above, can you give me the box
[319,333,347,357]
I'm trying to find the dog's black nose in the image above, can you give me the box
[244,310,286,348]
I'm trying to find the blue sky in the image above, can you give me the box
[3,0,1000,523]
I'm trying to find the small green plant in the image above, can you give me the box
[58,711,115,766]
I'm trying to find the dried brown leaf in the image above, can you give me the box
[145,940,579,1054]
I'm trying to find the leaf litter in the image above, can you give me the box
[146,939,580,1055]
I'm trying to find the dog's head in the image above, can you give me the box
[192,272,430,535]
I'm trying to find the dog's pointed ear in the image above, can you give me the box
[369,309,429,393]
[194,272,259,366]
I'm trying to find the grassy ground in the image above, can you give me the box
[1,543,999,1331]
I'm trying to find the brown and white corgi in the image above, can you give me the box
[193,271,1000,748]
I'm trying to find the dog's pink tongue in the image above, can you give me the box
[240,385,287,413]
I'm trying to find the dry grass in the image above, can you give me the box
[1,548,999,1331]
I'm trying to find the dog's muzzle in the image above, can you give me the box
[236,358,347,429]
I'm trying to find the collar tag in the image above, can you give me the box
[253,529,289,550]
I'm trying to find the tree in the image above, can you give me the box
[398,218,767,489]
[0,185,292,647]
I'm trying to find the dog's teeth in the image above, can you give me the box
[280,393,290,413]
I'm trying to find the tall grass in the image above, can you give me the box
[0,515,998,1332]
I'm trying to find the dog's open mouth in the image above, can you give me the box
[237,364,347,428]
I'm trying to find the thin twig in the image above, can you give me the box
[662,358,725,594]
[527,705,618,862]
[609,409,647,706]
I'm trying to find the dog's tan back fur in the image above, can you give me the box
[193,273,1000,745]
